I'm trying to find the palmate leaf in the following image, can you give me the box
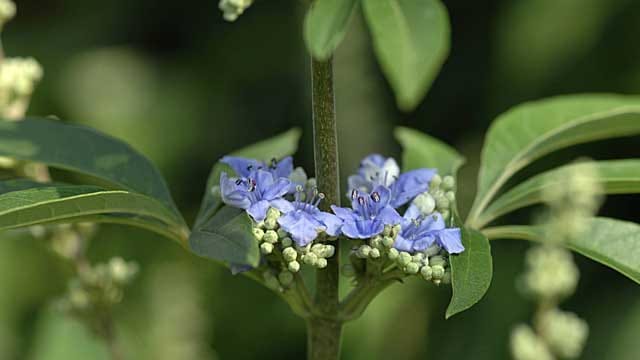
[467,94,640,228]
[483,218,640,284]
[0,180,187,244]
[362,0,450,111]
[304,0,358,61]
[190,128,302,266]
[476,159,640,228]
[0,118,182,219]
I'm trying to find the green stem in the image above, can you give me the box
[309,57,342,359]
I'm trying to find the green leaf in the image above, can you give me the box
[483,218,640,284]
[191,128,301,265]
[477,159,640,228]
[0,118,182,219]
[468,94,640,227]
[395,126,465,176]
[304,0,358,61]
[362,0,450,111]
[189,206,259,267]
[0,181,187,244]
[446,227,493,318]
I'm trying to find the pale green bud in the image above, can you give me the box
[108,257,138,285]
[288,261,301,273]
[382,225,392,237]
[442,176,455,191]
[0,0,16,25]
[289,167,308,187]
[255,221,265,229]
[278,271,294,286]
[435,195,450,210]
[267,207,280,220]
[412,253,425,263]
[263,230,278,244]
[539,309,588,359]
[522,245,579,300]
[303,253,318,265]
[252,227,264,241]
[69,288,90,309]
[429,255,446,267]
[369,248,381,259]
[432,265,445,280]
[445,191,456,203]
[282,247,297,262]
[260,242,273,254]
[281,237,293,247]
[420,265,433,281]
[424,244,441,257]
[430,174,442,189]
[404,262,419,274]
[264,218,278,230]
[442,270,451,284]
[321,245,335,258]
[219,0,253,22]
[510,324,554,360]
[356,245,372,258]
[277,228,288,238]
[263,271,281,291]
[382,236,395,248]
[413,192,436,215]
[388,248,399,260]
[398,251,412,266]
[316,258,328,269]
[370,236,383,249]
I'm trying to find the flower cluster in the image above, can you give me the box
[219,153,464,289]
[218,0,253,22]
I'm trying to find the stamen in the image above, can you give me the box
[270,158,277,169]
[313,193,325,207]
[351,189,358,200]
[248,179,257,192]
[247,165,253,171]
[235,179,243,185]
[371,192,381,202]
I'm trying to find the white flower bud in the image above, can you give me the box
[442,176,455,191]
[316,258,328,269]
[413,192,436,215]
[288,261,301,273]
[264,218,278,230]
[404,262,419,274]
[252,227,264,241]
[356,245,372,258]
[382,225,392,237]
[424,244,441,257]
[321,245,335,258]
[429,255,446,267]
[370,236,383,249]
[412,253,425,263]
[382,236,395,248]
[260,242,273,255]
[539,309,588,359]
[282,247,297,262]
[430,174,442,189]
[0,0,15,27]
[369,248,381,259]
[263,230,278,244]
[445,191,456,203]
[510,324,554,360]
[442,270,451,284]
[391,224,401,239]
[219,0,253,22]
[303,253,318,265]
[266,207,280,220]
[255,221,265,229]
[277,228,288,238]
[398,251,412,266]
[432,265,445,280]
[420,265,433,281]
[109,257,138,284]
[388,248,399,260]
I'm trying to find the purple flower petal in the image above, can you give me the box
[437,228,464,254]
[315,211,342,236]
[390,168,435,207]
[278,210,324,246]
[341,219,384,239]
[220,172,251,209]
[331,205,357,222]
[412,234,437,251]
[394,235,414,252]
[247,200,270,222]
[269,198,295,214]
[376,206,403,226]
[263,177,291,200]
[274,156,294,178]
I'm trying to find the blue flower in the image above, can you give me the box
[394,205,464,254]
[277,187,342,246]
[331,186,403,239]
[348,154,436,208]
[221,156,294,179]
[220,169,293,222]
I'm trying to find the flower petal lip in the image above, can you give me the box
[247,200,271,222]
[437,228,464,254]
[278,210,325,246]
[221,156,264,177]
[219,172,251,209]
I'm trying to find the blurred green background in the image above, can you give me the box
[2,0,640,359]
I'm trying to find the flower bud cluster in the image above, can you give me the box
[218,0,253,22]
[520,245,579,301]
[57,257,138,329]
[538,308,589,359]
[0,57,43,105]
[510,324,554,360]
[351,225,451,286]
[254,207,335,290]
[413,174,456,222]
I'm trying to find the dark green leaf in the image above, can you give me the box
[395,126,465,176]
[0,181,187,244]
[477,160,640,227]
[446,227,493,318]
[0,118,182,219]
[468,94,640,227]
[304,0,358,60]
[190,206,259,267]
[483,217,640,284]
[362,0,450,111]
